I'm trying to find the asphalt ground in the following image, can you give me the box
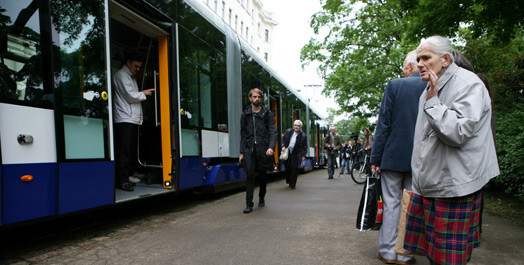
[1,168,523,264]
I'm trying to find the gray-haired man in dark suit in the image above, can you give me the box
[371,51,426,265]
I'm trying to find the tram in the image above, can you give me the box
[0,0,327,226]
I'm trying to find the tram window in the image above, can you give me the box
[179,27,227,156]
[51,0,109,160]
[0,0,51,108]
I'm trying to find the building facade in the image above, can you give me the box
[201,0,277,63]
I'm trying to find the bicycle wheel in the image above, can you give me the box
[351,161,367,184]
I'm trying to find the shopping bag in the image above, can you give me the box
[356,172,383,231]
[280,147,289,161]
[394,189,416,255]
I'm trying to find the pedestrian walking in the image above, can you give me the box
[323,127,342,179]
[239,88,278,213]
[282,120,308,189]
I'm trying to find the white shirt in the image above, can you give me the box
[113,65,146,124]
[289,131,299,153]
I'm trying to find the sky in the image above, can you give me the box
[262,0,337,119]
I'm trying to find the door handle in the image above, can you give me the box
[154,71,160,127]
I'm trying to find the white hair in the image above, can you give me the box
[417,36,455,63]
[405,50,417,67]
[294,120,303,127]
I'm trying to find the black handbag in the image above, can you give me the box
[356,172,383,231]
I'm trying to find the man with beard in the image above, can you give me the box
[239,88,277,213]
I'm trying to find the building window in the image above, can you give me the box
[246,27,249,40]
[235,15,238,31]
[214,0,218,12]
[258,23,261,36]
[264,29,269,42]
[264,52,268,62]
[222,1,225,19]
[240,21,244,37]
[229,9,232,25]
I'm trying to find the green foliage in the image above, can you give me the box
[302,1,524,201]
[490,55,524,201]
[400,0,524,44]
[334,116,370,141]
[460,30,524,75]
[301,0,418,120]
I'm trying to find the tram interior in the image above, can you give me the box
[110,5,167,201]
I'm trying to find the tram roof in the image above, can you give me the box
[182,0,326,120]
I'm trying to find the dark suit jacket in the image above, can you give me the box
[282,128,308,169]
[370,72,427,172]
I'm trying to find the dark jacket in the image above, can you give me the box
[323,134,342,155]
[240,105,278,172]
[370,72,427,172]
[342,144,352,159]
[282,128,308,169]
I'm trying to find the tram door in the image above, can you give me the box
[270,96,280,170]
[109,1,174,202]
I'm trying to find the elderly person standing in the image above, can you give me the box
[404,36,499,264]
[371,50,426,265]
[281,120,308,189]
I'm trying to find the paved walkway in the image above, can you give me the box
[1,169,523,264]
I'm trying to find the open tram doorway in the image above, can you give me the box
[109,1,173,202]
[269,95,280,171]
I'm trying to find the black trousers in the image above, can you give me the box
[245,147,267,207]
[115,122,139,187]
[285,159,299,188]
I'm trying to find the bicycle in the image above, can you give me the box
[351,149,371,184]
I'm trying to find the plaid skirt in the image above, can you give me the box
[404,191,482,265]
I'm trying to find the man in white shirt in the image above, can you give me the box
[113,52,154,191]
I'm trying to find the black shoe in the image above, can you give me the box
[290,186,296,189]
[120,182,134,191]
[328,176,334,179]
[243,206,253,213]
[258,201,265,207]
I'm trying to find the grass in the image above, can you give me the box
[483,190,524,227]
